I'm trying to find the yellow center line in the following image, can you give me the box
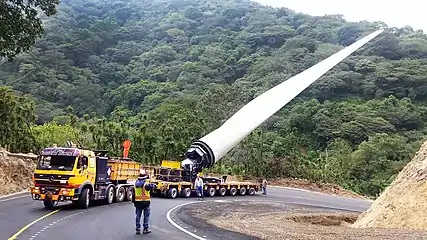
[8,209,61,240]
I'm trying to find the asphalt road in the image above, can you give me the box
[0,187,373,240]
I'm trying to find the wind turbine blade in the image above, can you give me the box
[184,29,384,172]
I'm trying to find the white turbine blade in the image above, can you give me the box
[200,29,384,162]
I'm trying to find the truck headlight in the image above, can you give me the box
[60,188,72,195]
[32,187,40,194]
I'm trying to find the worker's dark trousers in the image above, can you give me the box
[196,186,203,198]
[262,186,267,195]
[134,201,150,230]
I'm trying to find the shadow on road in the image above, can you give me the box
[31,200,120,213]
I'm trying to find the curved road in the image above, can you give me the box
[1,187,373,240]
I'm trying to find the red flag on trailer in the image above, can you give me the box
[123,139,131,158]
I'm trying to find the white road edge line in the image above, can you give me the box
[269,186,374,202]
[0,190,30,202]
[166,201,207,240]
[269,186,312,191]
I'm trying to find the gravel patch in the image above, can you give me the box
[172,200,259,240]
[176,200,427,240]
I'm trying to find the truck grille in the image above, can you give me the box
[34,180,68,187]
[34,174,73,180]
[34,174,73,187]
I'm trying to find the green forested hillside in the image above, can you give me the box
[1,0,427,197]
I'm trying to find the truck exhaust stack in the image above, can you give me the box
[183,29,384,174]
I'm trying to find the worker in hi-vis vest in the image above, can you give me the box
[132,168,158,235]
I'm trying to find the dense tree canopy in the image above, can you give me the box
[1,0,427,197]
[0,0,60,59]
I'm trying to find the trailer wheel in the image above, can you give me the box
[208,187,216,197]
[239,187,247,196]
[219,187,226,196]
[229,187,237,196]
[78,188,90,209]
[125,186,134,201]
[181,187,191,198]
[104,186,114,205]
[248,187,256,195]
[116,186,126,202]
[168,188,178,199]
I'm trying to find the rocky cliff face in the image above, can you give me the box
[0,148,37,196]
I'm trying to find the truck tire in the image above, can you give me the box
[248,187,256,195]
[168,188,178,199]
[104,186,114,205]
[219,187,226,196]
[125,186,134,201]
[78,188,90,209]
[181,187,191,198]
[229,187,237,196]
[116,186,126,202]
[239,187,247,196]
[208,187,216,197]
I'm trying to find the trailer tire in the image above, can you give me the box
[229,187,237,196]
[116,186,126,202]
[78,188,90,209]
[239,187,247,196]
[208,187,216,197]
[104,186,114,205]
[248,187,256,195]
[219,187,227,196]
[168,188,178,199]
[125,186,134,201]
[181,187,191,198]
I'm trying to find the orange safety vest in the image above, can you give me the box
[134,182,150,201]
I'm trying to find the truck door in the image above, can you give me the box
[78,156,88,177]
[95,157,110,185]
[88,156,96,183]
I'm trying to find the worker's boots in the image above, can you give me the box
[136,227,151,234]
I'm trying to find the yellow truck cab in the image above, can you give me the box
[31,144,143,209]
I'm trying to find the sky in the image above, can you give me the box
[254,0,425,32]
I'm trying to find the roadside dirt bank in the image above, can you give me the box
[268,178,367,199]
[0,148,37,196]
[352,139,427,230]
[207,173,367,200]
[180,200,427,240]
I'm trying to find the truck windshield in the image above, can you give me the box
[36,155,76,171]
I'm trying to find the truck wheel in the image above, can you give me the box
[125,186,134,201]
[229,187,237,196]
[181,188,191,198]
[219,187,226,196]
[168,188,178,199]
[43,200,54,210]
[78,188,90,209]
[208,187,216,197]
[116,186,126,202]
[239,187,247,195]
[248,187,256,195]
[104,186,114,205]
